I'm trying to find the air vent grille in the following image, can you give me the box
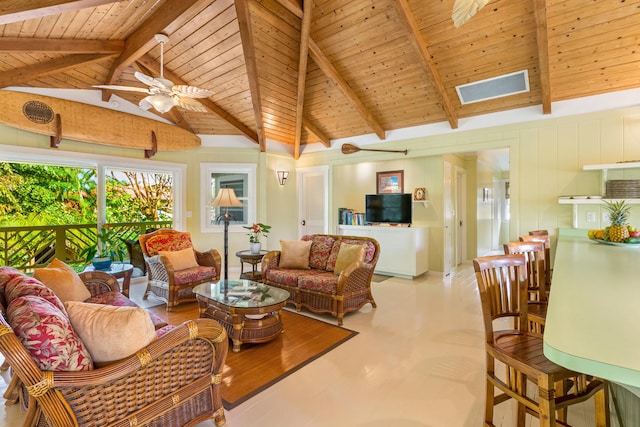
[456,70,530,105]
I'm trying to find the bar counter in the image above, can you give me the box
[543,228,640,394]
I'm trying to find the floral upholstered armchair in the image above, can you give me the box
[139,229,221,310]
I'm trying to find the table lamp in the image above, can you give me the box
[210,187,243,282]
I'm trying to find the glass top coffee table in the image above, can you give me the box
[193,280,290,352]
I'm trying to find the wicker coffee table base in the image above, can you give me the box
[197,298,286,352]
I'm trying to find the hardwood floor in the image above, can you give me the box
[0,264,606,426]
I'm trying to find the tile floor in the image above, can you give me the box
[0,263,604,426]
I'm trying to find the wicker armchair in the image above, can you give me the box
[0,266,229,427]
[139,229,221,310]
[0,317,229,427]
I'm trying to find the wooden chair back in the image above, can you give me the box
[528,229,549,236]
[472,254,529,343]
[519,234,552,287]
[503,241,547,303]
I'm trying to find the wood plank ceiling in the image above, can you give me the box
[0,0,639,158]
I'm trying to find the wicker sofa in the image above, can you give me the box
[261,234,380,325]
[0,266,228,427]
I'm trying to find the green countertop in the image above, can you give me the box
[543,228,640,389]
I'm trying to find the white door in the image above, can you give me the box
[455,167,467,265]
[297,166,329,237]
[443,161,454,276]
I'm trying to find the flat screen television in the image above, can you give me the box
[365,193,412,225]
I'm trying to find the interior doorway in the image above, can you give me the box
[297,166,329,237]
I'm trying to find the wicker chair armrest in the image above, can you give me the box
[261,251,281,275]
[78,271,120,296]
[336,262,374,294]
[144,254,168,282]
[195,248,222,270]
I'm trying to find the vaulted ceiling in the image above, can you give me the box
[1,0,639,158]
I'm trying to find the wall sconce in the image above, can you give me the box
[277,170,289,186]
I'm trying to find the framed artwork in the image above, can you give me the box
[377,170,404,194]
[413,187,426,201]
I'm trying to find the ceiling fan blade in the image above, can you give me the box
[134,71,157,87]
[93,84,151,94]
[452,0,491,28]
[174,96,208,112]
[172,85,213,98]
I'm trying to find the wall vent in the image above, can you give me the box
[456,70,530,105]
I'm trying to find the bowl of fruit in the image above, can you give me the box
[588,201,640,246]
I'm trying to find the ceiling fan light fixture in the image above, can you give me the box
[142,94,175,113]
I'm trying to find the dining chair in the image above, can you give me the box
[529,229,549,236]
[520,234,553,290]
[504,241,547,335]
[473,254,609,427]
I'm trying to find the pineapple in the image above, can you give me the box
[605,200,631,242]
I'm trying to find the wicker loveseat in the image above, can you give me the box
[261,234,380,325]
[0,266,228,427]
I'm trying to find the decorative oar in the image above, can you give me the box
[341,143,408,155]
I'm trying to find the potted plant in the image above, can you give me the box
[242,223,271,253]
[80,226,128,270]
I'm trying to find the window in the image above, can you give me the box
[201,163,256,233]
[0,145,186,229]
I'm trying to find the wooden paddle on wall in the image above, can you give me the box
[341,143,408,155]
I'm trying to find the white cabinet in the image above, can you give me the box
[337,225,428,279]
[558,162,640,227]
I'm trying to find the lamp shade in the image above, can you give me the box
[211,188,243,208]
[142,94,176,113]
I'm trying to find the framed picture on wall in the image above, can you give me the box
[377,170,404,194]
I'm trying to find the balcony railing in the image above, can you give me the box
[0,221,172,271]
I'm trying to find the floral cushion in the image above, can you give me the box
[144,232,193,256]
[5,276,67,313]
[265,268,316,287]
[325,241,342,272]
[304,235,335,270]
[0,266,23,290]
[174,266,217,286]
[298,272,338,294]
[7,295,93,371]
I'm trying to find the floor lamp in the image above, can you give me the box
[210,187,243,282]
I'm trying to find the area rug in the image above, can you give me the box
[221,310,358,409]
[128,280,166,309]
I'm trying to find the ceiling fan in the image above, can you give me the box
[95,34,213,114]
[452,0,491,28]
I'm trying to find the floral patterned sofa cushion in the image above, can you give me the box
[303,235,335,270]
[173,266,217,286]
[7,295,93,371]
[264,268,316,287]
[297,272,339,295]
[5,276,67,313]
[143,232,193,256]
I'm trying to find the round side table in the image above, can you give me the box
[235,250,268,282]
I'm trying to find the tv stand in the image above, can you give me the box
[337,225,428,279]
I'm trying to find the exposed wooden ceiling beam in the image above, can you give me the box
[303,117,330,148]
[136,55,259,145]
[391,0,458,129]
[293,0,313,160]
[0,0,126,25]
[309,39,386,141]
[103,0,211,98]
[0,54,113,88]
[273,0,386,141]
[235,0,267,151]
[533,0,552,114]
[0,37,124,53]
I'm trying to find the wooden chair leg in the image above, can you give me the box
[538,375,556,427]
[485,356,496,426]
[2,373,20,405]
[516,373,527,426]
[594,382,610,427]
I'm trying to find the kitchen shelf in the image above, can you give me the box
[559,162,640,227]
